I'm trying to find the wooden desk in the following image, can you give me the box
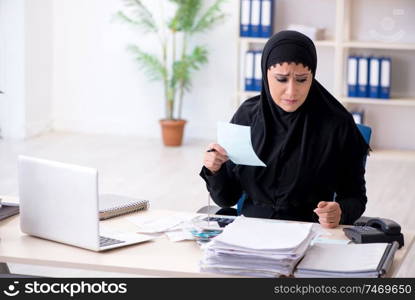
[0,196,413,277]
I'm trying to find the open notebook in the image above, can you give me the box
[294,242,399,278]
[99,194,149,220]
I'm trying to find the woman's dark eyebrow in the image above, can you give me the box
[274,73,309,77]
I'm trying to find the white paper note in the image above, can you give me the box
[127,214,194,234]
[217,122,266,167]
[165,230,195,242]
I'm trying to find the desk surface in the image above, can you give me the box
[0,196,414,277]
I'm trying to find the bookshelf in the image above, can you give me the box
[343,41,415,50]
[236,0,415,149]
[341,97,415,106]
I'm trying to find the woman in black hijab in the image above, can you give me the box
[200,30,369,228]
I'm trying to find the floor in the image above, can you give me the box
[1,131,415,277]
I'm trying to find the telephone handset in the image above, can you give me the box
[343,216,404,248]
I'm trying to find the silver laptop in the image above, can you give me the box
[18,155,153,251]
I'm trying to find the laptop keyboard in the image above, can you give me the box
[99,236,125,247]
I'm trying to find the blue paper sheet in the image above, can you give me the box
[217,122,266,167]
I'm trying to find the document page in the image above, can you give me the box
[217,122,266,167]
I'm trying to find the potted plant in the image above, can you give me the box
[116,0,227,146]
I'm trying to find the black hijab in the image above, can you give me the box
[230,30,369,220]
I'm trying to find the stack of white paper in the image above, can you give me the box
[200,216,316,277]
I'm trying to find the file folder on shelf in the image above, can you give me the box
[260,0,273,38]
[240,0,251,37]
[369,56,381,98]
[357,56,369,98]
[250,0,261,37]
[347,56,358,97]
[244,50,256,91]
[254,51,262,91]
[240,0,274,38]
[380,57,391,99]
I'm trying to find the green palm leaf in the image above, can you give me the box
[128,45,166,81]
[116,0,158,33]
[191,0,227,34]
[169,0,202,31]
[173,46,208,91]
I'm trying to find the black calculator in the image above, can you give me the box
[202,216,235,228]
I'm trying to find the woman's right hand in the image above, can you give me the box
[203,143,229,174]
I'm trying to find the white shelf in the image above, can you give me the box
[315,40,336,47]
[343,41,415,51]
[238,92,415,107]
[240,37,336,47]
[239,37,268,44]
[238,91,260,100]
[340,97,415,106]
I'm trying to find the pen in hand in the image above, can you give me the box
[206,149,216,227]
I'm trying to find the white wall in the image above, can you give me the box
[0,0,54,140]
[52,0,238,141]
[0,0,26,139]
[25,0,54,137]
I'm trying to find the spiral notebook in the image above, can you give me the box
[99,194,149,220]
[0,199,20,221]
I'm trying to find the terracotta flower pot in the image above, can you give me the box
[159,119,187,146]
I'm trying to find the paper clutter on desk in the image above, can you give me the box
[127,214,198,242]
[199,216,317,277]
[164,230,195,242]
[127,214,194,234]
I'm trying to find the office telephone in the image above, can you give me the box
[343,216,404,248]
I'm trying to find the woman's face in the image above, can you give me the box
[267,62,312,112]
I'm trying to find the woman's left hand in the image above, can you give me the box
[313,201,342,228]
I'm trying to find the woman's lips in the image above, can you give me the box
[282,99,298,105]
